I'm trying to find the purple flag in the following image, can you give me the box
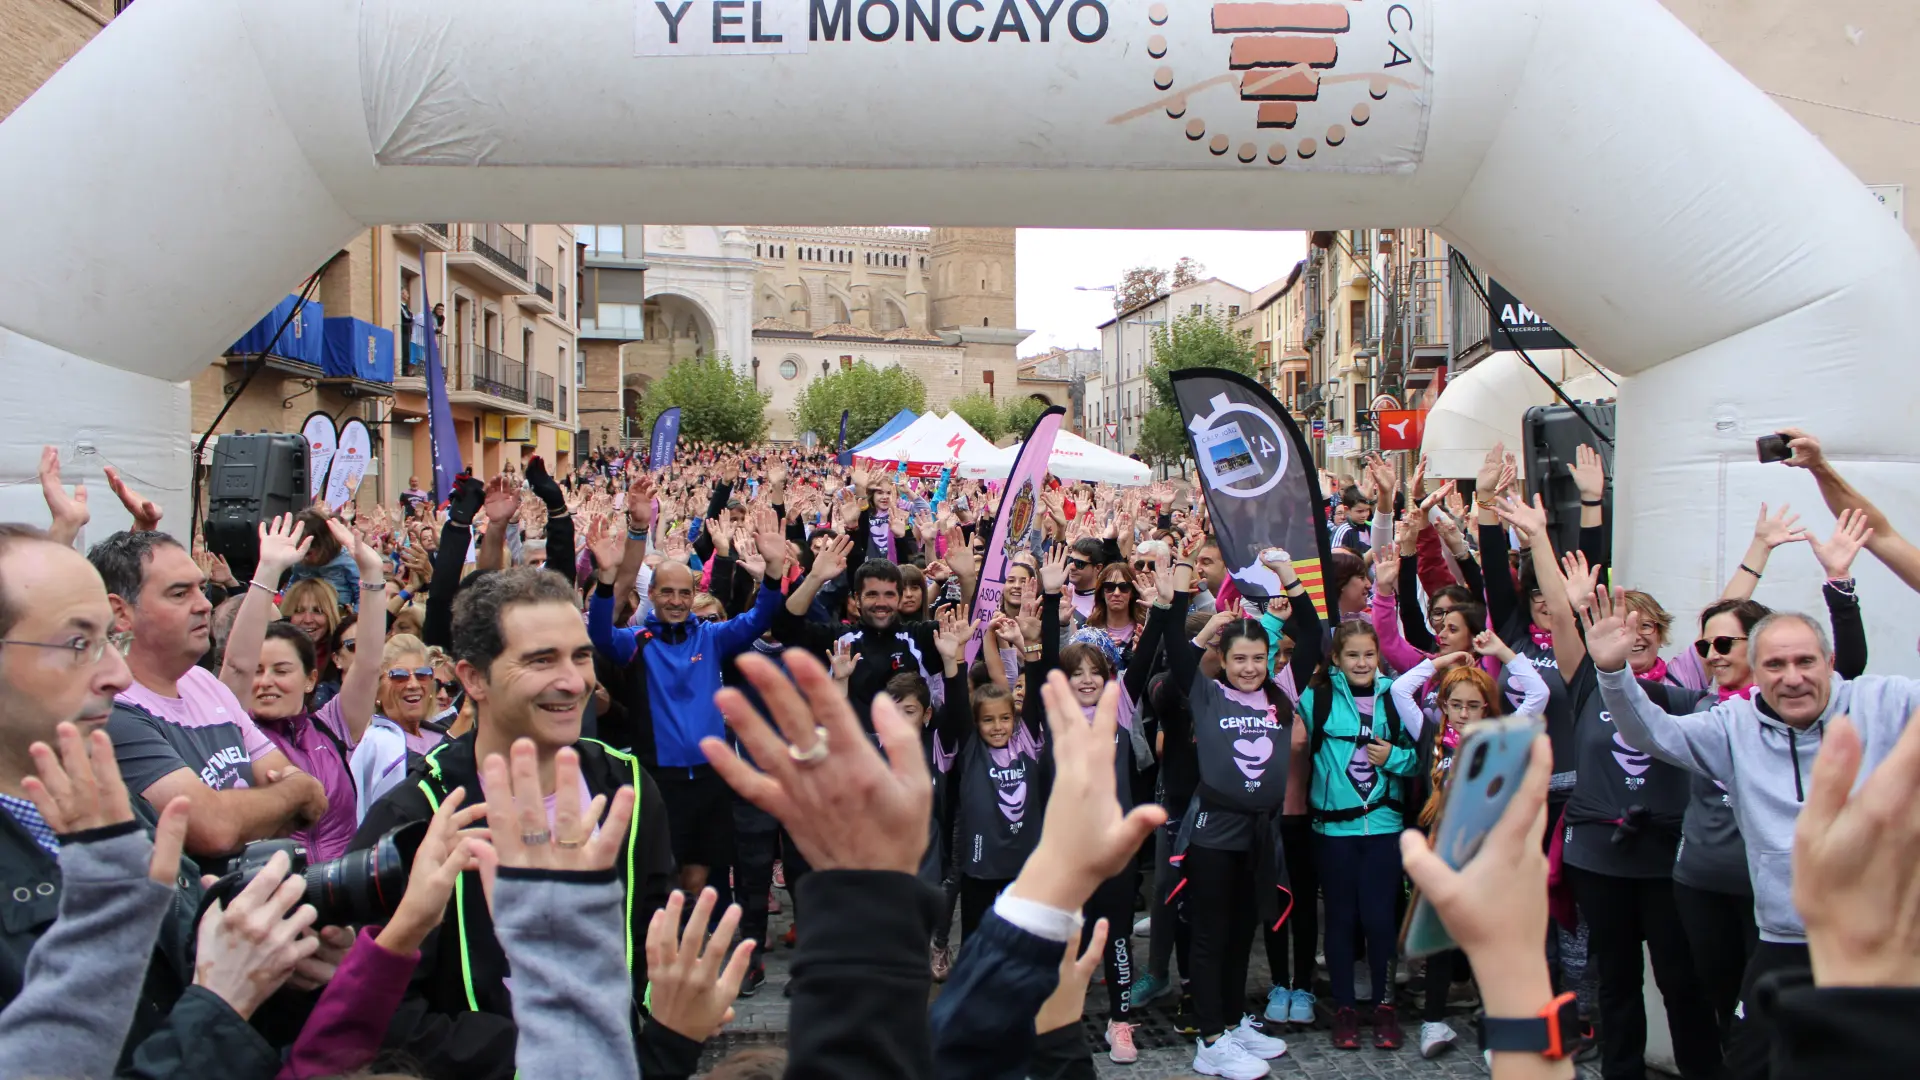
[421,286,463,505]
[964,406,1065,667]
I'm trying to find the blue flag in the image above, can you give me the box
[421,284,463,506]
[835,409,850,466]
[650,407,682,470]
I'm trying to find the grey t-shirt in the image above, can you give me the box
[108,668,271,796]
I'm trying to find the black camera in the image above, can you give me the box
[201,821,426,928]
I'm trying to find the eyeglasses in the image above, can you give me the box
[1694,635,1748,658]
[1443,699,1490,715]
[1101,582,1134,593]
[0,631,134,667]
[387,666,435,683]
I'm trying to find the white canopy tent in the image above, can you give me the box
[850,412,997,479]
[963,430,1153,487]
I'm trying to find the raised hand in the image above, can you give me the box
[38,446,90,546]
[645,887,756,1042]
[990,613,1027,652]
[104,464,162,532]
[1779,427,1825,471]
[1134,569,1159,608]
[1004,674,1167,911]
[626,474,659,531]
[1472,629,1516,664]
[704,651,933,875]
[933,605,969,664]
[254,513,312,581]
[1493,493,1549,541]
[472,741,636,908]
[1560,550,1600,617]
[736,537,768,582]
[481,474,520,528]
[326,516,385,580]
[1039,544,1068,594]
[1373,543,1400,596]
[810,534,854,581]
[1810,508,1874,581]
[1579,586,1638,673]
[1432,651,1476,671]
[587,516,626,584]
[1035,919,1110,1036]
[24,722,189,885]
[1568,444,1606,502]
[829,639,856,684]
[1753,502,1809,549]
[752,508,788,582]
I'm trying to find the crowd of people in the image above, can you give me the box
[0,425,1915,1080]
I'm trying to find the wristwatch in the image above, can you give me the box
[1478,992,1580,1059]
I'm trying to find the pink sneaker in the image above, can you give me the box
[1106,1020,1139,1064]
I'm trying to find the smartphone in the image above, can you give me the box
[1756,433,1792,464]
[1399,713,1545,958]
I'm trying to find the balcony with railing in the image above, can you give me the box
[458,345,528,405]
[535,373,556,415]
[394,222,453,252]
[518,258,557,315]
[447,225,531,293]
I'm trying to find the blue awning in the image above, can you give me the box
[322,318,395,383]
[849,409,919,453]
[229,293,326,367]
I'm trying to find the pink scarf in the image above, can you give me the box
[1529,623,1553,649]
[1716,683,1758,702]
[1639,657,1669,683]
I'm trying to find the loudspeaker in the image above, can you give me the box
[1523,402,1615,561]
[203,434,308,585]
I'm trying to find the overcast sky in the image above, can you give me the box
[1015,229,1309,355]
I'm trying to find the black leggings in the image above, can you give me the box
[1421,949,1471,1022]
[1262,815,1319,993]
[1315,831,1400,1008]
[1672,881,1757,1047]
[1182,845,1258,1039]
[1086,867,1138,1021]
[732,813,779,971]
[958,875,1011,944]
[1566,867,1722,1080]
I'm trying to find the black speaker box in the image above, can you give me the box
[203,434,308,585]
[1522,403,1615,561]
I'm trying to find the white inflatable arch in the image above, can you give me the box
[3,0,1916,667]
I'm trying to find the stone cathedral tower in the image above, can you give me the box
[927,227,1027,403]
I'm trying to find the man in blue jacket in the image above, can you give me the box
[587,507,789,895]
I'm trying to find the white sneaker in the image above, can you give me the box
[1420,1020,1458,1059]
[1192,1035,1271,1079]
[1132,915,1152,937]
[1229,1014,1289,1059]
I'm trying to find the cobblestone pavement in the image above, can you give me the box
[705,900,1606,1078]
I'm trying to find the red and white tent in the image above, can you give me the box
[851,411,998,478]
[960,429,1152,487]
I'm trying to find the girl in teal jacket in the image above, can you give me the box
[1295,621,1420,1050]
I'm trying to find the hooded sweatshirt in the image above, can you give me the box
[1597,667,1920,942]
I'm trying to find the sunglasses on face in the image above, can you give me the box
[1694,635,1748,658]
[1131,561,1151,572]
[387,667,435,683]
[339,639,357,653]
[1101,582,1134,593]
[1065,558,1092,570]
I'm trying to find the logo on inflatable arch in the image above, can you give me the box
[1122,1,1432,169]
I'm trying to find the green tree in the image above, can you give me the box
[1137,309,1259,474]
[948,392,1005,442]
[999,396,1050,440]
[792,361,928,446]
[635,354,771,445]
[1137,406,1191,473]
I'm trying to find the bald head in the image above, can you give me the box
[0,535,132,763]
[649,560,697,624]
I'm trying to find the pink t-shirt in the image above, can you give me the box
[113,667,276,793]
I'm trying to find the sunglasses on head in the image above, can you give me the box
[387,666,435,682]
[1694,635,1748,658]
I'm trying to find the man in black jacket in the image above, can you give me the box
[776,547,942,728]
[352,567,679,1079]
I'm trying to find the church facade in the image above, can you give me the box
[592,225,1030,442]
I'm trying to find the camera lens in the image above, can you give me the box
[1466,742,1490,781]
[302,836,409,927]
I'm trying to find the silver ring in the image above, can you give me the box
[786,725,831,768]
[520,830,552,847]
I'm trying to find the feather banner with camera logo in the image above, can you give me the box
[965,406,1065,667]
[1172,369,1335,620]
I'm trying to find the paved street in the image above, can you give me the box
[706,901,1605,1078]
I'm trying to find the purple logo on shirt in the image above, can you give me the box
[1611,732,1652,778]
